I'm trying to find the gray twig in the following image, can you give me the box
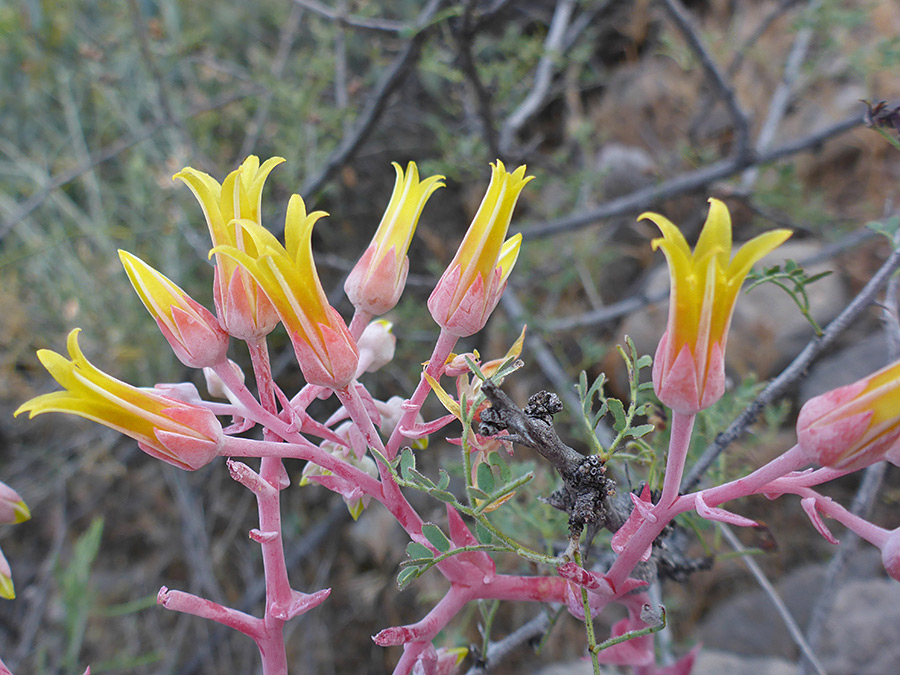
[498,0,577,156]
[661,0,751,158]
[465,611,553,675]
[290,0,406,33]
[517,114,863,239]
[718,524,827,675]
[298,0,446,199]
[454,0,500,158]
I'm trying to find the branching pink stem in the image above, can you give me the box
[658,412,695,508]
[348,308,373,339]
[385,328,458,460]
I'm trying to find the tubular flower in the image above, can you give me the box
[428,161,531,337]
[212,196,360,389]
[797,359,900,471]
[175,156,284,341]
[119,250,229,368]
[345,162,444,315]
[15,330,223,471]
[0,482,29,525]
[641,198,791,414]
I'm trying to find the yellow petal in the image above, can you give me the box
[424,372,462,420]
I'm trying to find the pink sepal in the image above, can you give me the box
[700,341,726,409]
[611,485,653,562]
[373,624,418,647]
[446,505,495,581]
[399,414,457,439]
[694,493,758,528]
[289,313,360,388]
[162,404,224,442]
[214,265,279,341]
[272,587,331,621]
[798,403,872,468]
[345,244,407,315]
[592,615,654,666]
[306,474,364,504]
[654,335,725,414]
[428,265,506,337]
[166,303,229,369]
[801,497,838,544]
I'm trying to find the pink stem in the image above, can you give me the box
[348,308,373,340]
[385,329,458,460]
[658,412,695,508]
[158,587,262,638]
[247,338,292,675]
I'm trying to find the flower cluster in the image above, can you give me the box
[13,153,900,675]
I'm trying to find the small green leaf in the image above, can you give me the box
[437,469,451,491]
[635,355,652,370]
[468,486,490,500]
[627,424,655,439]
[476,463,495,493]
[475,522,494,544]
[430,489,457,503]
[397,566,419,590]
[488,452,511,483]
[407,468,436,488]
[608,398,626,431]
[422,523,451,553]
[399,448,416,480]
[407,542,434,561]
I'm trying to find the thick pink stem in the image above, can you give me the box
[248,339,292,675]
[658,412,695,508]
[385,329,458,460]
[348,308,373,340]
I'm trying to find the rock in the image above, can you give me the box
[693,649,796,675]
[595,143,657,199]
[817,578,900,675]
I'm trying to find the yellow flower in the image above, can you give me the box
[428,161,531,337]
[15,330,223,471]
[640,198,791,413]
[345,162,444,315]
[175,156,283,340]
[212,196,359,389]
[119,250,228,368]
[798,359,900,471]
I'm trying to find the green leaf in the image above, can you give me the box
[475,521,494,544]
[399,448,416,481]
[488,452,511,483]
[430,489,458,503]
[476,462,495,493]
[437,469,451,491]
[422,523,451,553]
[635,355,652,370]
[608,398,626,431]
[627,424,655,439]
[397,566,419,590]
[406,542,434,561]
[407,468,436,488]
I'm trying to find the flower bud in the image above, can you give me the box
[0,482,29,525]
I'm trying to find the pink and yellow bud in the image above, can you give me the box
[0,547,13,599]
[797,359,900,471]
[0,482,29,525]
[428,161,531,337]
[119,250,229,368]
[175,156,283,340]
[212,196,359,389]
[15,330,223,471]
[345,162,444,315]
[641,198,791,414]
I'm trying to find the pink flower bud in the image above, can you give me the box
[797,359,900,471]
[428,161,530,337]
[0,482,29,525]
[119,250,229,368]
[345,162,444,315]
[356,320,396,375]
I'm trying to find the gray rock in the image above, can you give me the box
[693,649,796,675]
[817,578,900,675]
[595,143,657,199]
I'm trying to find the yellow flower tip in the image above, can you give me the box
[14,500,31,523]
[0,574,14,600]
